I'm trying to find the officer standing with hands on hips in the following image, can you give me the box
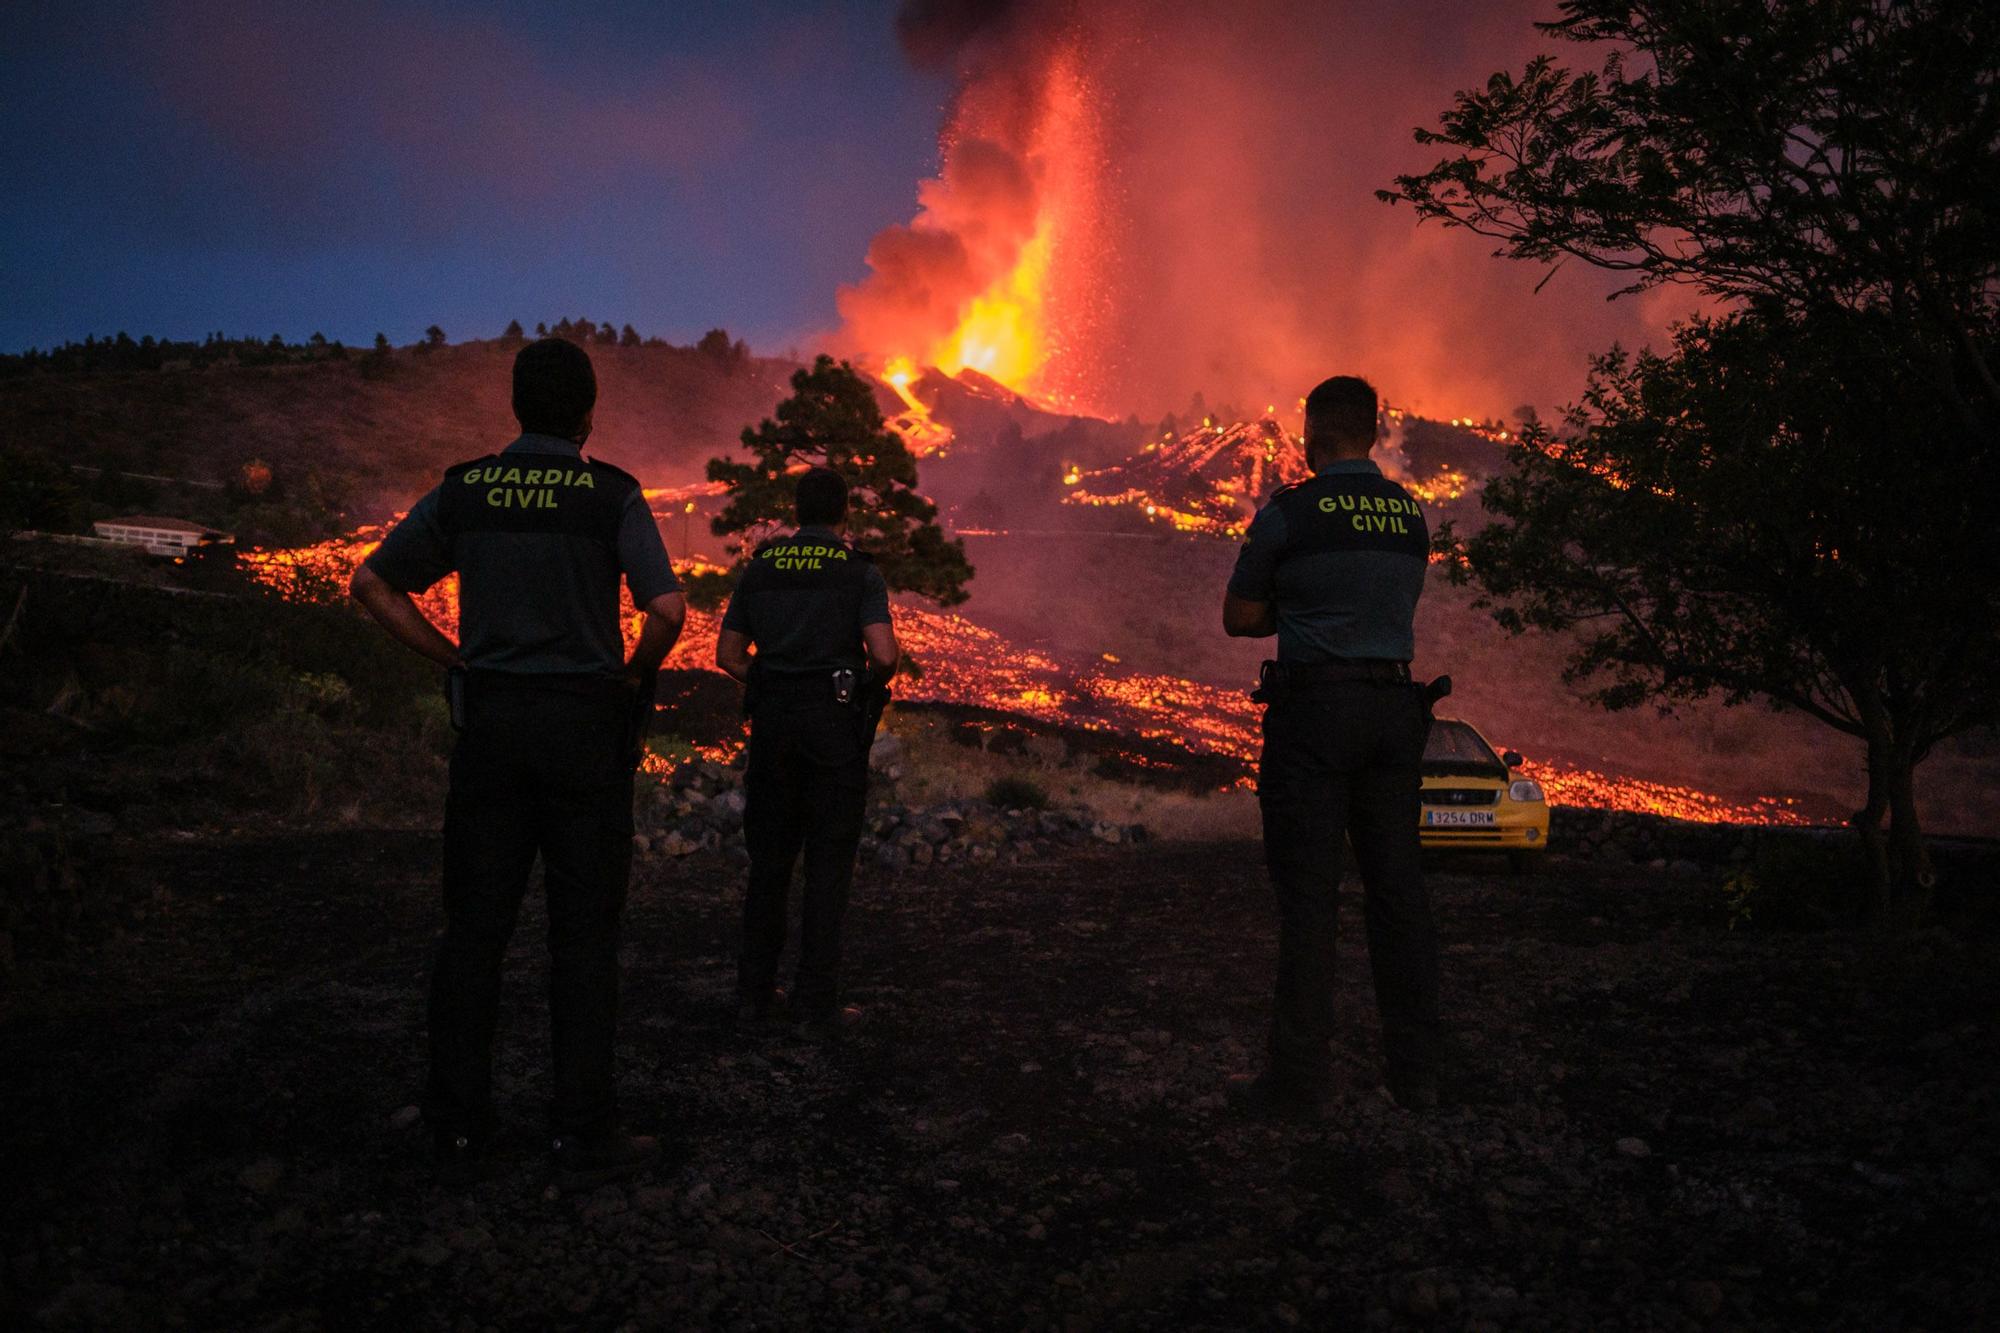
[1221,375,1445,1117]
[350,337,686,1187]
[716,467,898,1042]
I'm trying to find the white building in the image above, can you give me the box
[93,515,234,556]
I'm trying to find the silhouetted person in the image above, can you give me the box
[351,338,686,1186]
[1222,375,1442,1116]
[716,467,898,1041]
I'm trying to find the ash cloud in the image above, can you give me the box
[850,0,1690,420]
[895,0,1037,67]
[836,3,1065,371]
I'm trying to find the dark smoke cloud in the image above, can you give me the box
[895,0,1035,67]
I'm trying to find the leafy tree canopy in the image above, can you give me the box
[692,354,972,611]
[1392,0,2000,912]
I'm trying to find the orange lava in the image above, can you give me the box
[244,527,1817,827]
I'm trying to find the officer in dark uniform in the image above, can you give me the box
[350,338,686,1186]
[1222,375,1442,1115]
[715,467,898,1041]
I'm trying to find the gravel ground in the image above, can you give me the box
[3,833,1996,1330]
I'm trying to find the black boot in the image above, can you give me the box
[549,1130,659,1191]
[735,985,788,1033]
[433,1129,502,1188]
[793,1004,862,1044]
[1384,1067,1439,1111]
[1225,1072,1332,1123]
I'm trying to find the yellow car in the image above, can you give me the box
[1420,717,1550,870]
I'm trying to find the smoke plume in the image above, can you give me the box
[843,0,1690,421]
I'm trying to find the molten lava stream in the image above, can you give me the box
[244,528,1816,825]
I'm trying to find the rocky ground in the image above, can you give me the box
[3,833,1996,1331]
[633,754,1149,871]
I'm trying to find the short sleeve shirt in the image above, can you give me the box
[720,526,890,674]
[364,434,678,675]
[1227,459,1428,662]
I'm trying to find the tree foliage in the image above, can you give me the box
[693,355,972,610]
[1388,0,2000,913]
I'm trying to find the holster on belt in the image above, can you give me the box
[859,676,892,748]
[446,666,468,732]
[628,664,659,767]
[1420,674,1453,711]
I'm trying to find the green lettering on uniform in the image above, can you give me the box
[486,487,503,506]
[576,472,594,488]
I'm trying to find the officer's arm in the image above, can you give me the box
[862,621,899,680]
[626,592,686,678]
[350,564,462,668]
[1222,590,1277,638]
[716,628,755,683]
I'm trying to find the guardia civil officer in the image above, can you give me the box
[350,338,686,1187]
[715,468,898,1042]
[1221,375,1443,1116]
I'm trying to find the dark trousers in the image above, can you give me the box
[1258,679,1440,1091]
[424,681,634,1141]
[739,694,870,1020]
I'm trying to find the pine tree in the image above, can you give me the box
[693,354,973,609]
[619,323,641,348]
[503,319,524,341]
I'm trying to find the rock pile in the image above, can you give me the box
[630,754,1148,873]
[1551,807,1848,870]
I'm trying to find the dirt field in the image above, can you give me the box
[3,834,1995,1330]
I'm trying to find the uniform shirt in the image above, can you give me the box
[364,433,679,676]
[1227,459,1428,663]
[720,525,891,675]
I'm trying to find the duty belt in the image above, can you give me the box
[463,667,627,698]
[1262,658,1412,688]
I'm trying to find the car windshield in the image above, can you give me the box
[1424,720,1504,770]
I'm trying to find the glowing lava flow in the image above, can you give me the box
[1061,414,1473,540]
[242,526,1817,826]
[880,358,955,458]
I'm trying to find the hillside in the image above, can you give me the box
[0,338,798,544]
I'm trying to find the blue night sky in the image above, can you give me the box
[1,0,947,354]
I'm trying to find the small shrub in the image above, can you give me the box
[986,775,1050,811]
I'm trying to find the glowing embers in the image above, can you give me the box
[1406,466,1469,505]
[1063,416,1310,537]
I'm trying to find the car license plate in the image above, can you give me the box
[1424,809,1496,827]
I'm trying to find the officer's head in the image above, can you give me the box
[795,467,848,529]
[513,338,598,442]
[1303,375,1379,466]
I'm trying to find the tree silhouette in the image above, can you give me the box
[691,354,973,610]
[503,319,524,341]
[1391,0,2000,914]
[619,323,641,348]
